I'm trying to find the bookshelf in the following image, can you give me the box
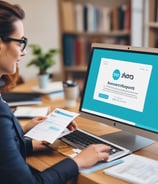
[148,0,158,48]
[58,0,131,93]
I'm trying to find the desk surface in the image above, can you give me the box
[13,79,158,184]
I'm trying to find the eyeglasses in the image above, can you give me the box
[1,36,28,51]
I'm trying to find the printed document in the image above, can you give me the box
[25,108,79,144]
[14,106,49,118]
[104,154,158,184]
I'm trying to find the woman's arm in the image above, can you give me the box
[0,116,79,184]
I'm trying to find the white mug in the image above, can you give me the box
[63,80,79,108]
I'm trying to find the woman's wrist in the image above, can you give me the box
[72,157,82,169]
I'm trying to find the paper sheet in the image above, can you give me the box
[25,108,79,144]
[14,106,49,118]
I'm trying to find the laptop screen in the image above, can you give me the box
[80,43,158,136]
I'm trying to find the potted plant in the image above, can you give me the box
[27,44,60,89]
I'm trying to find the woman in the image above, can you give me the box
[0,1,111,183]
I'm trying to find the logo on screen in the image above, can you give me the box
[112,69,120,80]
[112,69,134,80]
[121,72,134,80]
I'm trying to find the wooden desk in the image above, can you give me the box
[13,80,158,184]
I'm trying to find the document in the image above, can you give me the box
[25,108,79,144]
[32,81,63,94]
[14,106,49,118]
[104,154,158,184]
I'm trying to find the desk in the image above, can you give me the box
[13,79,158,184]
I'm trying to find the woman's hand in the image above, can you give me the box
[32,119,78,152]
[67,120,78,131]
[23,117,77,151]
[72,144,111,168]
[22,116,47,133]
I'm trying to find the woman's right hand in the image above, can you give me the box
[72,144,111,168]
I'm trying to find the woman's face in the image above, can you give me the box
[0,20,26,77]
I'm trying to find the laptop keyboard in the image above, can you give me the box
[60,129,123,156]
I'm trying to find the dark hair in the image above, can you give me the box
[0,1,25,91]
[0,0,25,37]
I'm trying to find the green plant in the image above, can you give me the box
[27,44,60,75]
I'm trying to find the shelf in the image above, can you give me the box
[65,66,87,72]
[148,22,158,28]
[63,30,131,37]
[74,0,128,6]
[58,0,131,92]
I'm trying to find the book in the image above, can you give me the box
[61,1,76,32]
[155,0,158,22]
[83,4,88,32]
[124,1,131,31]
[101,6,111,32]
[75,3,84,32]
[75,36,87,66]
[118,5,126,30]
[86,3,95,32]
[1,92,42,107]
[111,6,119,31]
[63,34,75,66]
